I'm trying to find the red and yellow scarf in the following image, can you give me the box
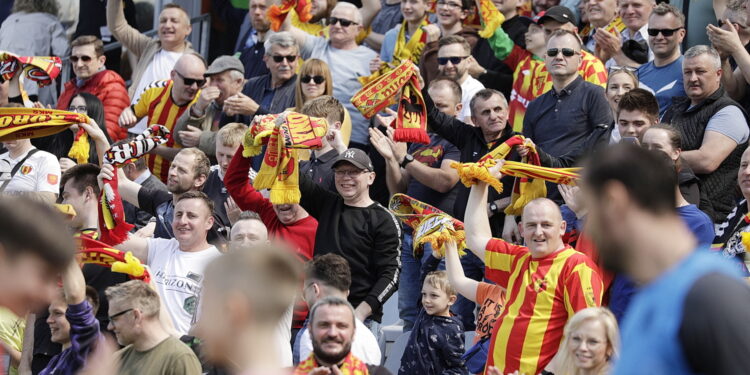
[352,60,429,144]
[451,135,580,214]
[99,125,171,245]
[0,51,61,106]
[77,236,151,282]
[0,107,88,141]
[390,193,466,258]
[294,352,369,375]
[268,0,312,31]
[242,112,328,204]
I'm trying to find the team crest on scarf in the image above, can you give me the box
[294,352,369,375]
[389,193,466,258]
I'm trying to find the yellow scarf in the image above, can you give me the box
[294,352,369,375]
[473,0,504,38]
[68,128,90,164]
[0,107,89,142]
[242,112,328,204]
[390,193,466,258]
[268,0,312,31]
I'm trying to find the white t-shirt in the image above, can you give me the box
[276,304,293,367]
[129,49,183,134]
[0,147,60,194]
[299,318,382,365]
[460,76,485,122]
[146,238,222,335]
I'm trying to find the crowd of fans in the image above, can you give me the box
[0,0,750,373]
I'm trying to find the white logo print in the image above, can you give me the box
[344,150,356,158]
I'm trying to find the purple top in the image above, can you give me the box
[40,300,101,375]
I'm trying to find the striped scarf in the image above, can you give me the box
[0,51,61,106]
[78,236,151,282]
[389,193,466,258]
[0,107,88,142]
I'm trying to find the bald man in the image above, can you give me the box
[463,162,604,375]
[118,52,207,182]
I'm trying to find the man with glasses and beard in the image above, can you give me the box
[118,52,207,183]
[295,297,392,374]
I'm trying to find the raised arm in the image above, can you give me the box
[106,0,150,57]
[62,259,86,305]
[464,163,504,259]
[280,14,310,53]
[369,126,408,195]
[97,163,142,208]
[79,120,111,166]
[444,240,480,303]
[360,0,382,29]
[115,236,150,264]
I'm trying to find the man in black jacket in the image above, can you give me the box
[299,148,401,323]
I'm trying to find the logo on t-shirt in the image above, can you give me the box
[47,174,58,184]
[186,271,202,283]
[20,165,32,175]
[183,295,197,315]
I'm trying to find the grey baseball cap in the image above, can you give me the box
[204,55,245,77]
[332,148,374,171]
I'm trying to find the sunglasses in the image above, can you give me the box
[301,75,325,84]
[646,27,683,37]
[609,65,638,74]
[329,17,358,27]
[437,56,468,65]
[175,70,207,87]
[272,55,297,63]
[70,55,93,63]
[546,48,578,57]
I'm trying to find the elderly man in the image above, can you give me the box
[222,32,298,124]
[228,211,270,248]
[106,280,202,374]
[582,144,750,374]
[708,0,750,108]
[284,3,379,149]
[56,35,130,141]
[118,53,207,183]
[595,0,655,67]
[581,0,626,56]
[637,4,687,115]
[464,164,602,375]
[107,0,195,136]
[662,45,749,223]
[172,55,246,160]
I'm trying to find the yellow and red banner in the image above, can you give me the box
[78,236,151,282]
[0,107,88,141]
[268,0,312,31]
[389,193,466,258]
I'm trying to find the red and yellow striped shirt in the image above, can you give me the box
[132,80,198,183]
[483,238,603,375]
[505,47,608,132]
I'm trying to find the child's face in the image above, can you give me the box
[421,282,454,317]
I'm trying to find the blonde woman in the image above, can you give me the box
[605,67,638,143]
[552,307,620,375]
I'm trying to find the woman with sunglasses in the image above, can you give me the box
[605,67,638,143]
[53,93,112,172]
[293,58,352,146]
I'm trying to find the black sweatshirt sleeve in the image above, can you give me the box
[422,86,471,148]
[363,207,402,313]
[679,272,750,375]
[137,188,173,216]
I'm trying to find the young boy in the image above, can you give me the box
[399,270,469,375]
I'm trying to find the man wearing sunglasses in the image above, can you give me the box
[118,52,207,183]
[172,55,246,162]
[284,2,379,149]
[56,35,130,141]
[222,32,299,128]
[523,29,612,203]
[437,35,486,123]
[636,3,687,116]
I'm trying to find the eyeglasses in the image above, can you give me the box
[70,55,93,63]
[271,55,297,63]
[68,106,87,113]
[329,17,358,27]
[108,308,134,322]
[609,65,638,74]
[174,70,207,87]
[301,75,325,84]
[436,0,463,9]
[646,27,683,37]
[334,169,368,177]
[437,56,468,65]
[546,48,578,57]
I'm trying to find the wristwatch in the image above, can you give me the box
[489,201,499,215]
[400,154,415,168]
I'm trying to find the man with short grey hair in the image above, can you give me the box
[173,55,247,159]
[221,31,299,122]
[663,45,750,222]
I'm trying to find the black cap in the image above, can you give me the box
[538,6,577,26]
[332,148,374,171]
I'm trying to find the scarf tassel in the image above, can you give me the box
[68,128,90,164]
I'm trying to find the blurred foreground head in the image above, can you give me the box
[196,244,303,370]
[0,196,76,315]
